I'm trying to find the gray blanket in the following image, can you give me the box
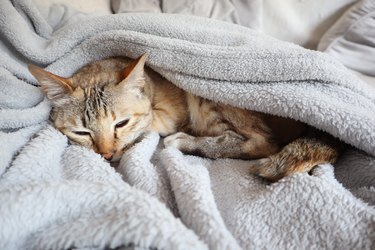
[0,1,374,249]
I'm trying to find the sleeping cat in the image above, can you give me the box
[29,54,342,181]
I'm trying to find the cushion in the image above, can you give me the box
[318,0,375,76]
[111,0,262,30]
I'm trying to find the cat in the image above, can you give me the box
[28,54,343,181]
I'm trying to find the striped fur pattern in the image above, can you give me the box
[29,54,343,181]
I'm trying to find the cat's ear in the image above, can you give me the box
[120,53,148,88]
[28,65,74,105]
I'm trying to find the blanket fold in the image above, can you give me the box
[0,1,374,249]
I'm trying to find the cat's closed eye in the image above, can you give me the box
[73,131,91,136]
[115,119,130,129]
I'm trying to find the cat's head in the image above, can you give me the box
[29,55,152,162]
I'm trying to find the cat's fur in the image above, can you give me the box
[29,54,343,181]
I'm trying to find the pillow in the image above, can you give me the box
[111,0,262,30]
[318,0,375,76]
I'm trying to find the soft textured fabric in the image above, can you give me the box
[318,0,375,76]
[0,1,374,249]
[111,0,261,30]
[110,0,359,48]
[351,69,375,88]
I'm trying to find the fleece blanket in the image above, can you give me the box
[1,1,374,249]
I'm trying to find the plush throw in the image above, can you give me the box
[0,1,374,249]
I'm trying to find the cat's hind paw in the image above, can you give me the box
[248,158,282,182]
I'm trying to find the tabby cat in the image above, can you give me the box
[29,54,342,181]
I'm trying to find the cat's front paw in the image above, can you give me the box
[164,132,194,149]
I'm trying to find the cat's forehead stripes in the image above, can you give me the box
[83,86,110,122]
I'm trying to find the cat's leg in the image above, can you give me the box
[249,137,342,182]
[164,130,278,159]
[164,131,342,182]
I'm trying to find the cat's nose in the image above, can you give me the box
[101,152,114,161]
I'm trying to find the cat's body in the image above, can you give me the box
[29,55,342,181]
